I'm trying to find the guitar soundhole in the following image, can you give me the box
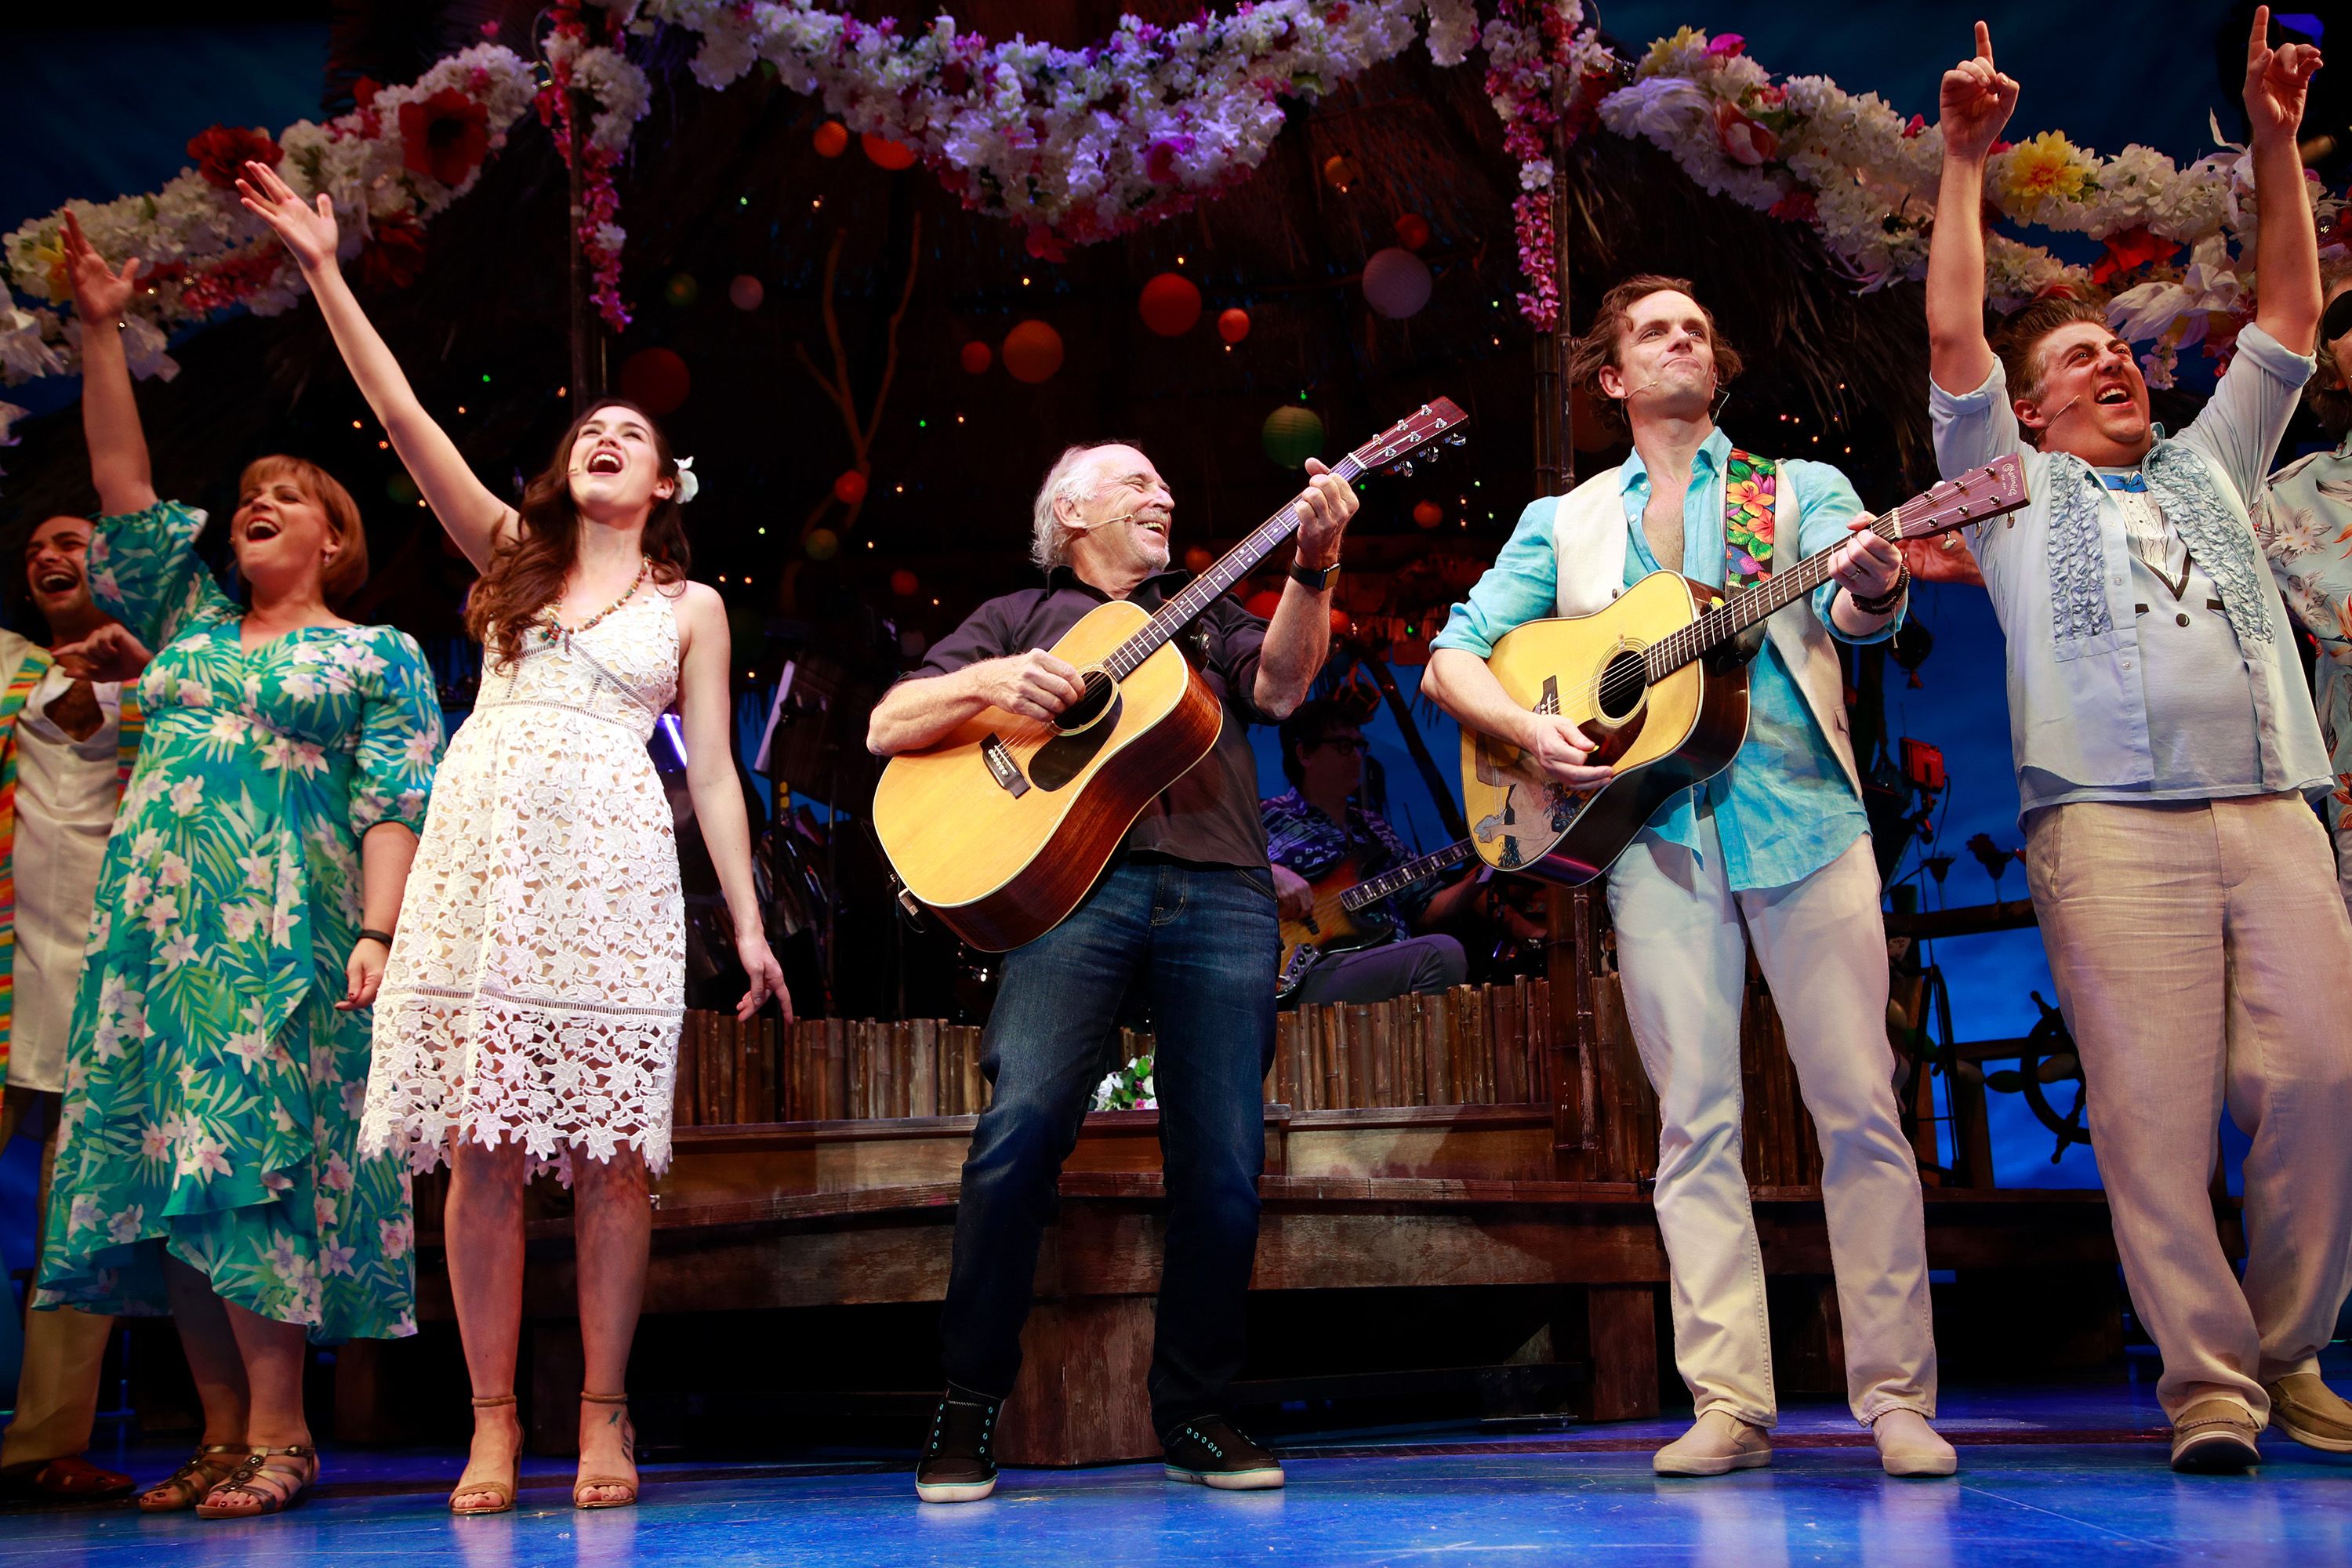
[1054,670,1118,735]
[1595,648,1649,722]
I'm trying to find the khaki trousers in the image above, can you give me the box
[1608,824,1937,1427]
[0,1087,114,1468]
[2024,793,2352,1422]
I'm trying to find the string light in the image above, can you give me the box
[351,420,362,430]
[456,405,466,415]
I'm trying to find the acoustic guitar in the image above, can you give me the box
[873,398,1470,951]
[1458,454,2027,886]
[1275,837,1476,997]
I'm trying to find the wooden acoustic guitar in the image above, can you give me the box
[1276,837,1476,997]
[1458,454,2026,886]
[873,398,1470,951]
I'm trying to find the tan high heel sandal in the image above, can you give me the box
[573,1391,638,1509]
[451,1394,523,1515]
[193,1444,318,1519]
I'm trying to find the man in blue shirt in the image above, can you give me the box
[1422,275,1951,1479]
[1928,16,2352,1475]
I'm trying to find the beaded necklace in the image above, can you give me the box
[541,557,650,647]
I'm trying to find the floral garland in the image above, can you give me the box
[1477,0,1613,332]
[539,1,655,332]
[2,42,540,384]
[1091,1052,1157,1112]
[644,0,1479,257]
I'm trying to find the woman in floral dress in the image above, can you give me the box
[244,162,786,1515]
[35,216,442,1519]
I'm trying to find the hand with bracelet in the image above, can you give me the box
[1827,514,1909,629]
[339,927,397,1012]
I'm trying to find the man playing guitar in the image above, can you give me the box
[867,441,1357,1502]
[1420,277,1954,1478]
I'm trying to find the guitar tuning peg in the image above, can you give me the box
[1394,459,1415,477]
[1421,446,1441,463]
[1444,433,1466,447]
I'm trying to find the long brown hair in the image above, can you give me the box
[467,397,690,667]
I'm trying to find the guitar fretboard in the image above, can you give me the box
[1338,838,1476,913]
[1639,509,1905,679]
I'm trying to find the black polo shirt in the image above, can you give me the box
[905,565,1275,869]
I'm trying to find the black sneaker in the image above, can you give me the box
[1161,1416,1284,1490]
[915,1388,1001,1503]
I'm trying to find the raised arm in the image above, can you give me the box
[237,160,513,571]
[2245,5,2325,353]
[60,211,158,516]
[1926,22,2020,396]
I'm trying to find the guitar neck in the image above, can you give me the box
[1642,510,1902,680]
[1338,838,1476,913]
[1104,451,1369,679]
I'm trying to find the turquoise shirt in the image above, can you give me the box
[1432,428,1886,891]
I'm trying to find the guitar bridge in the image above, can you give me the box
[980,733,1030,797]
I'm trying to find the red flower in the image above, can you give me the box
[2089,226,2180,287]
[358,211,428,292]
[1769,191,1819,224]
[179,246,285,315]
[187,125,283,191]
[398,88,492,187]
[1903,113,1928,139]
[1714,99,1779,166]
[1705,33,1747,57]
[354,77,381,111]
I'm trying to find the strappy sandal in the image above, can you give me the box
[573,1391,638,1510]
[193,1444,318,1519]
[451,1394,522,1516]
[136,1443,250,1512]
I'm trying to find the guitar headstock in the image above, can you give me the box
[1894,453,2028,540]
[1348,397,1468,477]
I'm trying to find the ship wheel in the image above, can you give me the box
[1987,991,2089,1163]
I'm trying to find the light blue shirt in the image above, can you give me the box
[1929,324,2331,819]
[1432,428,1887,891]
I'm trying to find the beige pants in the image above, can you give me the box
[2024,793,2352,1423]
[0,1086,114,1469]
[1609,823,1937,1427]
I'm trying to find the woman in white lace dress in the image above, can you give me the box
[245,164,788,1513]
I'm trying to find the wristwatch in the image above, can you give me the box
[1289,558,1338,592]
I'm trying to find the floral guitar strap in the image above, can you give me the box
[1723,449,1777,590]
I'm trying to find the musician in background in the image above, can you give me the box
[1421,276,1953,1479]
[867,442,1357,1503]
[1263,699,1475,1004]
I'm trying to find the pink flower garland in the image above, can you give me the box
[535,2,631,332]
[1482,2,1602,333]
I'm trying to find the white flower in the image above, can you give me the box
[168,777,204,815]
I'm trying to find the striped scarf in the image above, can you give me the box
[0,648,143,1084]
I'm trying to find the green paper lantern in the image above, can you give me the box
[1261,405,1324,469]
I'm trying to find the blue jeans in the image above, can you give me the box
[938,857,1279,1433]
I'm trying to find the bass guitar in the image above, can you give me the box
[1275,837,1475,997]
[1458,455,2026,885]
[874,399,1470,951]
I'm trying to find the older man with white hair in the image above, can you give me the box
[869,441,1357,1503]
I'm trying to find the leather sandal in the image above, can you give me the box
[194,1444,319,1519]
[573,1391,638,1509]
[451,1394,522,1515]
[136,1443,250,1512]
[0,1454,136,1502]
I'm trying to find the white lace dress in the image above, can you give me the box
[361,588,686,1181]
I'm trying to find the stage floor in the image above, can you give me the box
[9,1373,2352,1566]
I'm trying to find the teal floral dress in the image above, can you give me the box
[36,501,443,1340]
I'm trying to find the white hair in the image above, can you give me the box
[1029,442,1129,572]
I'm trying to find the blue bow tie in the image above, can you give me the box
[2100,472,2149,493]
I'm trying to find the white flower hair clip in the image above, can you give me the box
[673,455,699,505]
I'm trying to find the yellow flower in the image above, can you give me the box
[28,234,70,305]
[2002,130,2094,205]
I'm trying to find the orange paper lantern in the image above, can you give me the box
[1001,319,1065,383]
[617,347,690,416]
[959,340,993,375]
[862,133,916,170]
[1412,499,1443,528]
[813,122,850,158]
[1138,272,1202,336]
[1328,607,1352,636]
[1183,546,1216,575]
[1243,588,1283,619]
[889,568,920,597]
[833,470,869,505]
[1393,212,1432,251]
[806,528,840,560]
[1216,307,1251,344]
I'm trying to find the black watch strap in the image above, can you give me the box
[1289,559,1338,592]
[357,928,396,949]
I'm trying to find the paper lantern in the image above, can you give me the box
[1413,499,1443,529]
[806,528,840,560]
[1363,248,1432,320]
[959,340,993,375]
[889,568,919,597]
[1328,607,1352,636]
[1002,320,1064,383]
[387,472,419,506]
[1243,588,1283,619]
[1322,154,1359,191]
[833,470,869,506]
[1183,546,1216,575]
[862,133,916,170]
[813,122,850,158]
[1138,272,1202,336]
[664,273,699,309]
[1261,405,1324,469]
[1216,307,1250,344]
[618,347,690,416]
[728,275,764,311]
[1393,212,1432,251]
